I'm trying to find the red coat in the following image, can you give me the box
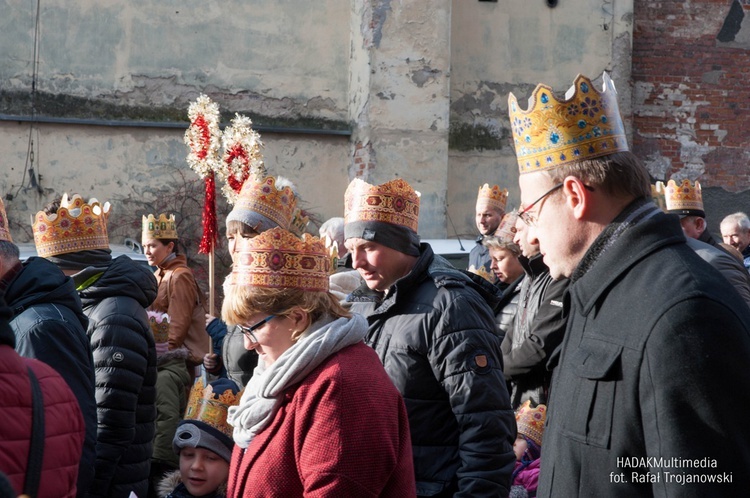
[228,341,416,497]
[0,344,85,497]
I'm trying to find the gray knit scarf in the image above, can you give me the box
[227,313,368,449]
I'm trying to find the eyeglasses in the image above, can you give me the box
[518,183,564,227]
[238,315,276,343]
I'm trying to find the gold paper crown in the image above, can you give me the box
[0,198,12,243]
[147,310,170,343]
[476,184,509,212]
[184,378,243,438]
[290,207,310,236]
[233,176,298,231]
[142,214,178,240]
[495,211,519,243]
[32,193,111,258]
[664,179,704,216]
[468,264,497,285]
[344,178,420,232]
[508,73,629,174]
[516,400,547,447]
[651,182,667,212]
[226,227,335,292]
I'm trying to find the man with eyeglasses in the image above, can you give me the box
[499,215,568,410]
[509,73,750,496]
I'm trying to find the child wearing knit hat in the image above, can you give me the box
[510,401,546,498]
[158,378,241,498]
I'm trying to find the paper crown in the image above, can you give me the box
[290,207,310,236]
[0,198,11,243]
[664,179,704,217]
[508,73,629,174]
[225,227,336,292]
[184,378,243,438]
[147,310,170,343]
[476,184,509,213]
[651,182,668,212]
[516,400,547,447]
[142,214,178,240]
[229,176,298,232]
[32,194,111,258]
[495,211,520,243]
[344,178,420,233]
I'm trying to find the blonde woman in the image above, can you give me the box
[222,228,415,497]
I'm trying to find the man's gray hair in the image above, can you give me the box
[722,212,750,231]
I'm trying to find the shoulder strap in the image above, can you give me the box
[24,366,45,498]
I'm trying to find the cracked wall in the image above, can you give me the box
[447,0,633,239]
[632,0,750,234]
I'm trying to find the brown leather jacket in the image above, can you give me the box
[150,255,209,366]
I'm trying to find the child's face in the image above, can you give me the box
[179,447,229,496]
[513,435,528,461]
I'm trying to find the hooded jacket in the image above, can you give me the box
[348,243,516,497]
[75,255,158,498]
[4,256,97,496]
[0,293,86,498]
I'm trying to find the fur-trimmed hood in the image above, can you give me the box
[157,470,227,498]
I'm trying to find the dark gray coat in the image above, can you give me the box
[349,243,516,497]
[539,203,750,496]
[76,255,158,498]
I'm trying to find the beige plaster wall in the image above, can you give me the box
[448,0,634,239]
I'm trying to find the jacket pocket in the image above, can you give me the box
[560,340,621,448]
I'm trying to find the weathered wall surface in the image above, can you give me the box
[2,0,660,269]
[632,0,750,235]
[448,0,634,239]
[1,1,353,252]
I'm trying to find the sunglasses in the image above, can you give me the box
[238,315,276,343]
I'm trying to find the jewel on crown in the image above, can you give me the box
[495,211,520,243]
[508,73,629,174]
[184,378,243,438]
[344,178,421,232]
[477,184,509,212]
[142,213,178,240]
[226,227,336,292]
[234,176,299,231]
[147,310,170,343]
[664,179,703,214]
[516,400,547,447]
[32,193,111,258]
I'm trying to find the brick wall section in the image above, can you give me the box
[352,140,376,178]
[632,0,750,191]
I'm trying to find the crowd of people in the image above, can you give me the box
[2,70,750,498]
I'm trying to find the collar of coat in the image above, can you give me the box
[348,242,500,312]
[568,198,684,314]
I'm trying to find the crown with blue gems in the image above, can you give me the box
[508,73,629,174]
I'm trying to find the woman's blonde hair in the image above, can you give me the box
[222,284,351,341]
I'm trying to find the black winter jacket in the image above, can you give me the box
[75,255,158,498]
[5,257,97,497]
[539,202,750,496]
[501,253,568,409]
[348,243,516,497]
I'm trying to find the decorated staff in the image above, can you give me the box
[221,113,265,204]
[184,94,222,314]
